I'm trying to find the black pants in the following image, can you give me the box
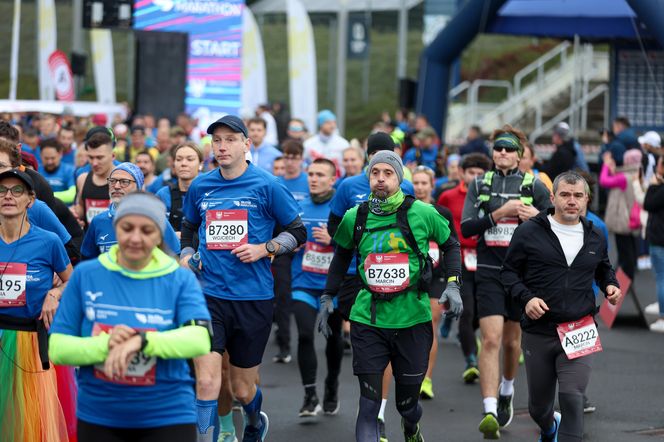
[292,300,344,387]
[614,233,637,280]
[522,332,594,442]
[272,254,293,352]
[78,420,196,442]
[459,267,478,358]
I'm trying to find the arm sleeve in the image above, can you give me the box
[460,178,495,238]
[54,185,76,205]
[440,235,461,280]
[322,246,355,297]
[500,225,536,305]
[49,333,110,365]
[273,216,307,253]
[143,326,211,359]
[644,184,664,212]
[180,219,199,252]
[327,212,343,238]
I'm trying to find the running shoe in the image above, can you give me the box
[272,349,292,364]
[478,412,500,439]
[538,411,561,442]
[402,418,425,442]
[583,395,596,414]
[218,432,238,442]
[650,318,664,333]
[497,387,514,428]
[378,418,388,442]
[242,411,269,442]
[439,314,452,338]
[299,391,322,418]
[463,364,480,384]
[323,381,340,415]
[645,302,660,315]
[420,377,434,399]
[232,399,242,411]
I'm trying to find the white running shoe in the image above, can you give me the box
[645,302,660,315]
[649,319,664,333]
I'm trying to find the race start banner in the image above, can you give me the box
[133,0,244,127]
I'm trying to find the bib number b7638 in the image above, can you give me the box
[364,253,410,294]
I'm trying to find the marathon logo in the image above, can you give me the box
[233,200,256,208]
[135,313,173,326]
[154,0,242,17]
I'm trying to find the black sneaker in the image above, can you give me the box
[323,381,340,415]
[299,391,322,417]
[497,389,514,428]
[583,395,596,414]
[272,349,292,364]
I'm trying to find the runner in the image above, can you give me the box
[179,115,306,442]
[156,142,203,233]
[49,192,211,442]
[410,165,458,400]
[81,162,180,259]
[272,139,310,364]
[0,169,73,441]
[76,127,115,227]
[501,171,621,441]
[291,158,344,417]
[438,153,492,384]
[460,125,551,439]
[320,151,462,442]
[327,132,414,441]
[38,138,76,205]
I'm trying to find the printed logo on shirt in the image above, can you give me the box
[26,270,40,283]
[85,290,104,301]
[135,312,173,326]
[86,306,96,321]
[204,191,213,197]
[233,200,257,209]
[201,202,209,210]
[355,194,367,199]
[100,234,109,241]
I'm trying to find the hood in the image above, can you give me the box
[99,245,179,280]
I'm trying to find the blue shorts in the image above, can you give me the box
[205,296,273,368]
[292,289,339,311]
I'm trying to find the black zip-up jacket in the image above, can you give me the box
[644,183,664,247]
[501,209,618,336]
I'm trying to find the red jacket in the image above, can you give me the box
[437,181,478,250]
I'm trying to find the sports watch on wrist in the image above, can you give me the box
[265,240,277,257]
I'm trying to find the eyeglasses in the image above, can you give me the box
[493,145,519,153]
[0,185,26,197]
[107,177,136,188]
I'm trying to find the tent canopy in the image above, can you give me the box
[250,0,423,14]
[488,0,647,39]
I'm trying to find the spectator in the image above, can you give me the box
[286,118,309,141]
[638,130,662,182]
[303,110,349,174]
[459,125,490,157]
[601,116,640,166]
[644,155,664,332]
[541,122,577,181]
[600,149,642,280]
[257,103,279,146]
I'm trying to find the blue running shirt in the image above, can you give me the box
[278,173,310,202]
[291,197,332,291]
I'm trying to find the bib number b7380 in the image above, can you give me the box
[364,253,410,293]
[556,315,602,360]
[206,210,248,250]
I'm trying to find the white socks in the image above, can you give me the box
[377,399,387,421]
[500,377,514,396]
[483,397,498,415]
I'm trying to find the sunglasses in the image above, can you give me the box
[0,184,26,197]
[493,144,519,153]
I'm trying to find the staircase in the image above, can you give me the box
[446,39,610,146]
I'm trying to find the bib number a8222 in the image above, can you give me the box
[556,315,602,360]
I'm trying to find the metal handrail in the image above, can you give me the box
[467,80,513,124]
[449,81,471,99]
[528,83,609,143]
[514,41,572,95]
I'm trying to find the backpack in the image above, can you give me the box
[352,195,434,323]
[477,170,535,210]
[168,182,184,231]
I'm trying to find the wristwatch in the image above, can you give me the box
[138,331,149,352]
[265,240,277,257]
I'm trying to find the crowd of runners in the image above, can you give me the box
[0,107,663,442]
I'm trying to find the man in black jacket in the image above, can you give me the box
[644,155,664,332]
[541,123,577,181]
[501,171,621,442]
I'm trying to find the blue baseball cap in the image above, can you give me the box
[207,115,248,138]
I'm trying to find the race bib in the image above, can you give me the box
[462,248,477,272]
[0,263,27,307]
[92,323,157,386]
[301,242,334,274]
[556,315,602,360]
[484,217,518,247]
[205,210,248,250]
[85,198,110,223]
[364,253,410,293]
[428,241,440,268]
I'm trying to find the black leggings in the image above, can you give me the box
[292,300,344,387]
[522,332,594,442]
[78,420,196,442]
[459,268,478,358]
[614,233,637,280]
[272,254,293,351]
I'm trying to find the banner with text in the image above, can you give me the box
[287,0,318,134]
[38,0,57,101]
[133,0,244,128]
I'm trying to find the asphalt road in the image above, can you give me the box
[238,268,663,442]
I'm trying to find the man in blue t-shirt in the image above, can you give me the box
[180,115,306,442]
[248,117,282,173]
[38,138,76,204]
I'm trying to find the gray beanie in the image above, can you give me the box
[367,150,404,183]
[113,191,167,238]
